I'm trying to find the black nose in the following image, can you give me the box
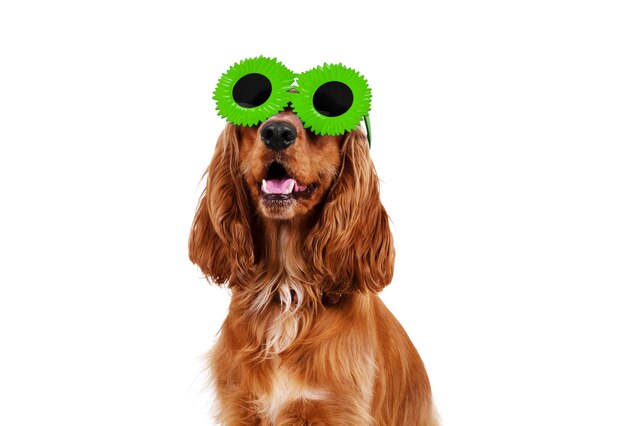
[260,121,296,151]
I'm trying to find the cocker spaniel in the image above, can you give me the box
[189,109,438,425]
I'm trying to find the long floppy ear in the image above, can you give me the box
[188,125,255,286]
[305,129,395,294]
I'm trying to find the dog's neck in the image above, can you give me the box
[244,217,341,314]
[232,216,345,355]
[262,220,304,275]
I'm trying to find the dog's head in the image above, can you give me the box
[189,110,394,294]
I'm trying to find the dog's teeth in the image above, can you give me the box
[283,180,295,194]
[261,179,268,193]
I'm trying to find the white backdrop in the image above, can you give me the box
[1,1,625,425]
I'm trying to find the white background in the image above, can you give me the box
[1,1,625,425]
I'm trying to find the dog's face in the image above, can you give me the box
[190,109,394,293]
[238,109,343,220]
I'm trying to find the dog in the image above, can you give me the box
[189,109,438,425]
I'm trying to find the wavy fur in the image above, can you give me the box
[189,117,438,425]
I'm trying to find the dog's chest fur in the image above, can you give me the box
[256,363,328,423]
[256,225,306,354]
[255,225,329,420]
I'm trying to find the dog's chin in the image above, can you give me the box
[259,197,298,220]
[257,187,318,220]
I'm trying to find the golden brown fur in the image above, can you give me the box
[189,110,438,425]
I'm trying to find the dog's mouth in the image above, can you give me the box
[259,161,316,203]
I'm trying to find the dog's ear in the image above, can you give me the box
[305,129,395,294]
[189,125,255,286]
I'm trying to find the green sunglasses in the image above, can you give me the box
[213,56,372,146]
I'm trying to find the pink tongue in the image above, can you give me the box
[266,178,296,194]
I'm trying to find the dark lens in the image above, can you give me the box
[232,73,272,108]
[312,81,353,117]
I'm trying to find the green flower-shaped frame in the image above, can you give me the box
[213,56,296,127]
[213,57,372,145]
[291,63,371,137]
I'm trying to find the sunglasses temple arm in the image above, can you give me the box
[363,115,372,147]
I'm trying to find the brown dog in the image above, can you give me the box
[189,110,438,425]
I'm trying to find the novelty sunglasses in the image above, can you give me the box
[213,56,372,146]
